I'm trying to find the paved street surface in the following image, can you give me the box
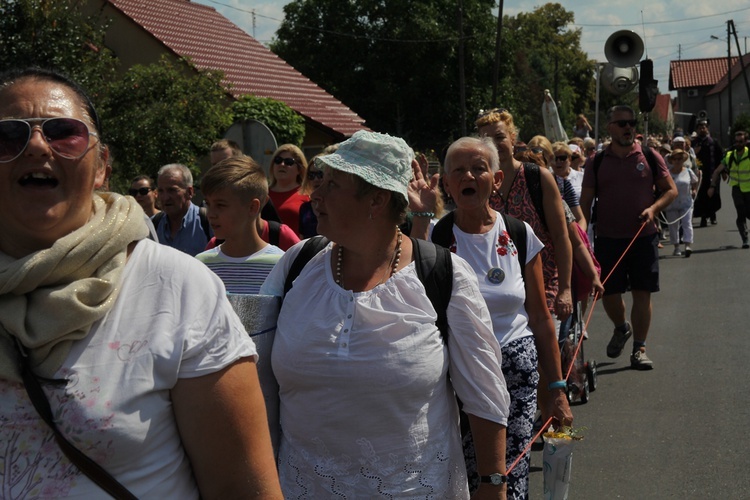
[528,209,750,499]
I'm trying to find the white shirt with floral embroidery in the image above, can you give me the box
[0,239,256,498]
[449,211,544,347]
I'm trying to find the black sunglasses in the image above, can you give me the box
[0,117,97,163]
[307,170,324,181]
[530,147,545,155]
[128,187,153,196]
[571,154,581,160]
[555,155,569,162]
[273,156,297,166]
[610,119,637,128]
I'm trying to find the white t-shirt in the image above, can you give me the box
[0,239,256,498]
[450,212,544,347]
[261,240,510,499]
[196,243,284,294]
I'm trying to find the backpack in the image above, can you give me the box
[266,220,281,247]
[152,206,211,241]
[283,236,453,340]
[431,210,529,281]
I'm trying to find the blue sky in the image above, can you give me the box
[193,0,750,96]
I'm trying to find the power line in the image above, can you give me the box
[572,5,750,27]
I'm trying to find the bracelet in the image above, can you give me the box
[411,211,435,218]
[548,380,567,391]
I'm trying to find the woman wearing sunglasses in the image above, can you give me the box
[0,68,282,498]
[297,149,331,238]
[268,144,309,236]
[129,174,161,217]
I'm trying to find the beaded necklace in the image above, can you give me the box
[335,227,402,289]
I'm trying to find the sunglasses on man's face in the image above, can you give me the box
[273,156,297,166]
[307,170,324,181]
[128,187,153,196]
[610,119,637,128]
[0,117,97,163]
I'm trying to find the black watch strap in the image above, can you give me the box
[480,473,508,485]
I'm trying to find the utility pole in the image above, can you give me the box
[727,20,733,132]
[457,0,467,136]
[491,1,505,107]
[730,20,750,123]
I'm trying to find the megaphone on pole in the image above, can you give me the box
[602,30,644,97]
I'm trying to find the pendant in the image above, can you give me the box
[487,267,505,284]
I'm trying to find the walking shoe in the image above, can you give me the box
[607,322,632,358]
[743,238,749,249]
[672,248,682,256]
[684,246,692,258]
[699,218,707,228]
[630,348,654,370]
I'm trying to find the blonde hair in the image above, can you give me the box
[475,109,518,139]
[527,136,554,166]
[269,144,308,187]
[201,155,268,205]
[552,141,572,157]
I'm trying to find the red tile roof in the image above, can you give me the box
[107,0,367,137]
[669,57,740,90]
[652,94,672,123]
[706,53,750,96]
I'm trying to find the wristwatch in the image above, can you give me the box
[480,473,508,485]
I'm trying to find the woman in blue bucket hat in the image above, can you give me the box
[262,130,510,499]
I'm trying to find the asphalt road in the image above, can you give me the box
[528,208,750,499]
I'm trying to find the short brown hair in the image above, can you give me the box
[210,139,242,155]
[201,155,268,204]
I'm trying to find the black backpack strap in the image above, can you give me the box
[430,211,456,248]
[283,236,330,297]
[267,220,281,247]
[500,213,527,282]
[523,163,546,229]
[411,238,453,341]
[198,206,211,241]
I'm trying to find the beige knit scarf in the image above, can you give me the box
[0,192,149,382]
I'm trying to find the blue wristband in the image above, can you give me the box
[548,380,567,391]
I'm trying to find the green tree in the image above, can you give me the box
[0,0,118,102]
[231,95,306,146]
[101,56,232,190]
[500,3,595,141]
[272,0,497,150]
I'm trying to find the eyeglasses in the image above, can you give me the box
[307,170,323,181]
[128,187,153,196]
[0,117,97,163]
[273,156,297,166]
[571,155,581,160]
[530,147,545,155]
[555,155,569,162]
[476,107,508,119]
[610,119,637,128]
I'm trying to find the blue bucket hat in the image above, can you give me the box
[316,130,414,201]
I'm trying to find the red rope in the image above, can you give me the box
[507,219,649,475]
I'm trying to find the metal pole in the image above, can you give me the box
[595,63,601,145]
[730,20,750,114]
[491,0,505,106]
[728,21,733,139]
[457,0,467,136]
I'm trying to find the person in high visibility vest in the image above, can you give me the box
[708,131,750,248]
